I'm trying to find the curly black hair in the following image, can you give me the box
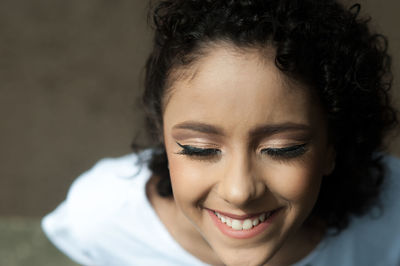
[135,0,398,233]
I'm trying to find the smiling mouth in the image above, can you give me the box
[211,208,281,231]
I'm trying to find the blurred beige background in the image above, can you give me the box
[0,0,151,217]
[0,0,399,265]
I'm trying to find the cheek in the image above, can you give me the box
[265,162,323,206]
[168,156,213,209]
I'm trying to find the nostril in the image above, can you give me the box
[218,179,261,206]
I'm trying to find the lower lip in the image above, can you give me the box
[207,208,282,239]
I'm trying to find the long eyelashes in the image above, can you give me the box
[176,142,308,160]
[261,143,308,159]
[176,142,221,157]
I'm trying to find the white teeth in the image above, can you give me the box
[252,218,259,226]
[231,219,242,230]
[214,211,272,230]
[259,213,266,222]
[226,218,232,226]
[242,219,253,230]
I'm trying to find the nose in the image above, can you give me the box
[217,152,265,207]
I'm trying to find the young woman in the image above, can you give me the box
[43,0,400,265]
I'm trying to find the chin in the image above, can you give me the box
[217,250,273,266]
[210,238,283,266]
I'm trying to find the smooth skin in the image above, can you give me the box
[147,44,335,266]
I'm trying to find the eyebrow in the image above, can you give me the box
[173,121,224,135]
[249,123,311,137]
[172,121,311,137]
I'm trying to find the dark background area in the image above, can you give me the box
[0,0,151,217]
[0,0,399,265]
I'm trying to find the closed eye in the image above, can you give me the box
[261,144,308,159]
[176,142,221,157]
[175,142,307,160]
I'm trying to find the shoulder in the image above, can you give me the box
[382,155,400,203]
[67,152,147,207]
[352,155,400,263]
[41,152,152,264]
[348,154,400,231]
[314,155,400,265]
[65,152,148,225]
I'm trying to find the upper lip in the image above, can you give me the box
[208,208,279,219]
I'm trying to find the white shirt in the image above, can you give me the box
[42,153,400,266]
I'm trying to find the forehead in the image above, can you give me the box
[162,43,276,108]
[163,45,324,135]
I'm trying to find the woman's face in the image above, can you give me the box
[162,45,334,265]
